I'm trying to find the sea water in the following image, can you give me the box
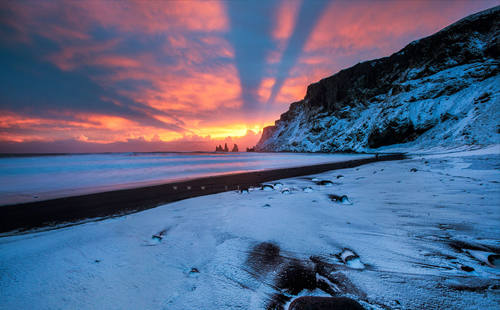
[0,152,370,205]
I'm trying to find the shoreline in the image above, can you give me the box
[0,153,405,234]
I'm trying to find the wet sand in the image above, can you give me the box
[0,153,405,233]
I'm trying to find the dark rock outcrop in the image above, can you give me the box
[289,297,364,310]
[256,7,500,152]
[231,144,239,152]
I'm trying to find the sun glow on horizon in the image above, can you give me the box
[0,0,497,153]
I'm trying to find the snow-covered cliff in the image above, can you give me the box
[256,6,500,153]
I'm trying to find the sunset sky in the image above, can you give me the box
[0,0,497,153]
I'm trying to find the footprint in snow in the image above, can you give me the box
[188,268,200,276]
[149,228,170,245]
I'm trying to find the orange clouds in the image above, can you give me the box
[272,0,302,43]
[120,63,242,113]
[0,111,173,144]
[275,75,309,104]
[90,0,230,33]
[44,39,122,71]
[305,0,494,56]
[266,0,302,65]
[77,115,138,131]
[1,1,229,43]
[2,0,243,139]
[257,78,276,102]
[268,1,498,105]
[1,0,497,152]
[200,124,264,140]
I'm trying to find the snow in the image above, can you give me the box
[1,149,499,309]
[257,62,500,153]
[0,152,370,205]
[256,6,500,154]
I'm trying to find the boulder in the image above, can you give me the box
[289,296,364,310]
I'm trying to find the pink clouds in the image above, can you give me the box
[272,0,302,42]
[0,125,262,154]
[3,0,243,135]
[44,39,122,71]
[117,62,243,113]
[0,109,264,152]
[1,0,229,43]
[270,1,499,105]
[1,0,497,152]
[306,1,455,55]
[257,78,276,102]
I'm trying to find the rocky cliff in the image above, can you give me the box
[256,6,500,153]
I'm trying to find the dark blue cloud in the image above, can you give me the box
[267,1,329,104]
[225,0,280,113]
[224,0,330,124]
[0,34,186,132]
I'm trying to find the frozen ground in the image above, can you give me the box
[0,147,499,309]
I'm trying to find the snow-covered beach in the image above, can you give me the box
[1,147,498,309]
[1,2,498,310]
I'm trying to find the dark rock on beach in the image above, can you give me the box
[289,296,364,310]
[276,261,317,295]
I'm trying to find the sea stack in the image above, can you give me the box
[231,144,239,152]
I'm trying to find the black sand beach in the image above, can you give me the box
[0,154,405,234]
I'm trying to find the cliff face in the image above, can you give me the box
[256,6,500,153]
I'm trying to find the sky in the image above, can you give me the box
[0,0,497,153]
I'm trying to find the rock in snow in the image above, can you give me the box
[255,6,500,153]
[289,296,364,310]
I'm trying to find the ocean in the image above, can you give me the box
[0,152,370,205]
